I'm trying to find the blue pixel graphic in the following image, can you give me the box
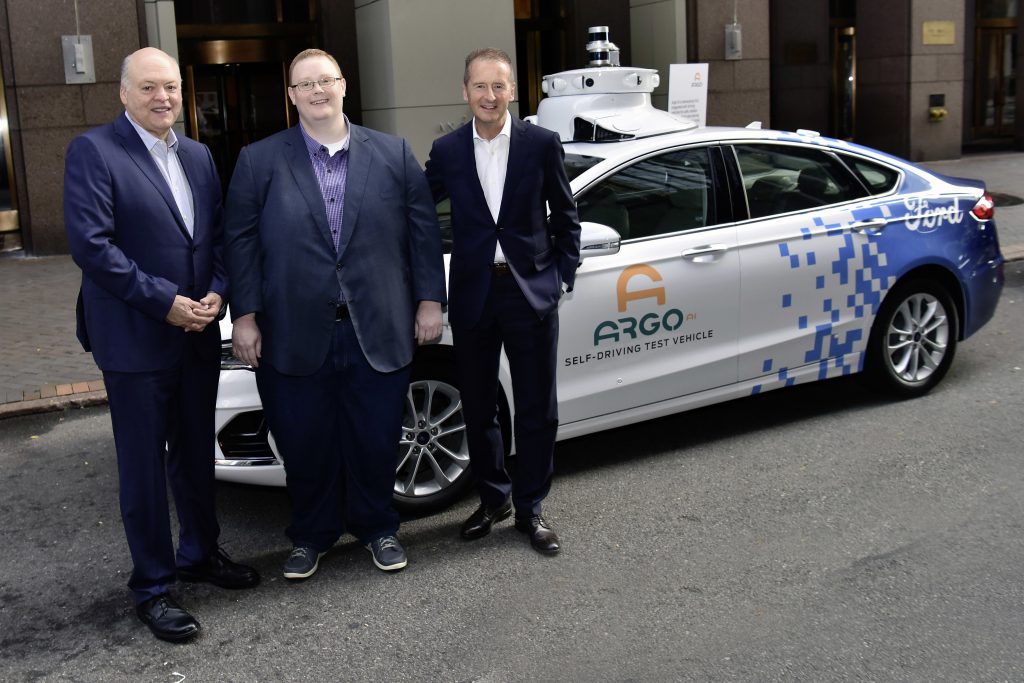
[753,201,900,396]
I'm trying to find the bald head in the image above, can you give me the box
[119,47,183,140]
[120,47,179,90]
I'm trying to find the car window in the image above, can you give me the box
[575,147,714,240]
[735,144,867,219]
[839,154,900,195]
[564,153,603,181]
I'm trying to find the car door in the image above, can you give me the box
[556,145,740,424]
[730,142,880,391]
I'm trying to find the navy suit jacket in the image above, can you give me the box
[424,116,580,328]
[63,114,226,372]
[223,124,447,375]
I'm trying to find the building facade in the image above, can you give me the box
[0,0,1018,255]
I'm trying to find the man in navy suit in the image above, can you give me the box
[425,48,581,555]
[63,47,259,643]
[224,49,446,580]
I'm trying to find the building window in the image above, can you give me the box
[979,0,1019,20]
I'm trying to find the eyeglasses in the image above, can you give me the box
[289,77,343,92]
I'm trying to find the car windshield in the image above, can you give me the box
[435,153,602,253]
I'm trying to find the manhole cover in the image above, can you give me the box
[990,192,1024,207]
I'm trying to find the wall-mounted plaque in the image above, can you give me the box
[922,21,956,46]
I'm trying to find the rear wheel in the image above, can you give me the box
[865,279,958,398]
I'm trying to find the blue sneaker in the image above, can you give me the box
[282,546,325,580]
[365,535,407,572]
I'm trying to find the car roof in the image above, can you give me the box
[561,125,909,168]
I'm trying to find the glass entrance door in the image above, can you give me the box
[185,61,291,189]
[175,0,318,187]
[0,53,19,251]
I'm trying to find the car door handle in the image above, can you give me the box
[681,244,729,262]
[850,218,888,234]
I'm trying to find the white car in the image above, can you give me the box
[214,42,1005,513]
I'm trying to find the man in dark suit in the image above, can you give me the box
[424,48,581,555]
[224,49,446,580]
[63,47,259,643]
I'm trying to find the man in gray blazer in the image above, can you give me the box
[224,49,446,580]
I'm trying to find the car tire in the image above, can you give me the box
[393,355,511,514]
[865,278,959,399]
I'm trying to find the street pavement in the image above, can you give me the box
[0,263,1021,681]
[1,151,1023,416]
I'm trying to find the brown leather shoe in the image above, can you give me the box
[514,515,560,555]
[460,500,512,540]
[136,594,200,643]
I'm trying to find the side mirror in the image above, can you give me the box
[578,222,621,261]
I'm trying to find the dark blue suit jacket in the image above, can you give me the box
[64,114,226,372]
[424,116,580,328]
[223,124,446,375]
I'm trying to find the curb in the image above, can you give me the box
[1,247,1021,421]
[0,389,107,419]
[1002,244,1024,262]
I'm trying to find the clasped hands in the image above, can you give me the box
[166,292,222,333]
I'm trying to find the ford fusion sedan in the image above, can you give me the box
[213,44,1004,514]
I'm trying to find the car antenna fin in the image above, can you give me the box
[745,121,762,129]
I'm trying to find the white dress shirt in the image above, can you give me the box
[472,114,512,263]
[125,112,195,236]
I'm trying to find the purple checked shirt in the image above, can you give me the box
[299,123,350,253]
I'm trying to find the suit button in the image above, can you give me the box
[192,247,198,253]
[336,263,342,271]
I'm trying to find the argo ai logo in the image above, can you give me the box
[592,265,694,346]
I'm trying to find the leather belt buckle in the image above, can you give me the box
[491,262,511,277]
[335,303,349,320]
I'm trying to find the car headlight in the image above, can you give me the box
[220,340,252,371]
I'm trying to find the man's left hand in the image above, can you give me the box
[199,291,224,320]
[415,301,443,345]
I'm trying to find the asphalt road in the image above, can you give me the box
[1,263,1022,683]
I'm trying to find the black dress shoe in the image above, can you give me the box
[514,515,561,555]
[461,500,513,540]
[136,594,200,643]
[178,547,260,589]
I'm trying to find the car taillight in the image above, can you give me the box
[971,193,995,220]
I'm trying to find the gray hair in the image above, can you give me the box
[463,48,514,85]
[119,55,131,90]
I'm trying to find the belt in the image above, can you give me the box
[335,303,350,320]
[491,262,511,277]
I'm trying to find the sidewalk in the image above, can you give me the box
[2,152,1023,419]
[0,254,107,417]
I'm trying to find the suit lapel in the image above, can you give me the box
[496,117,527,227]
[283,126,335,252]
[337,125,372,258]
[113,115,191,240]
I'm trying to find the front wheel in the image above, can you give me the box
[393,358,513,514]
[865,279,958,398]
